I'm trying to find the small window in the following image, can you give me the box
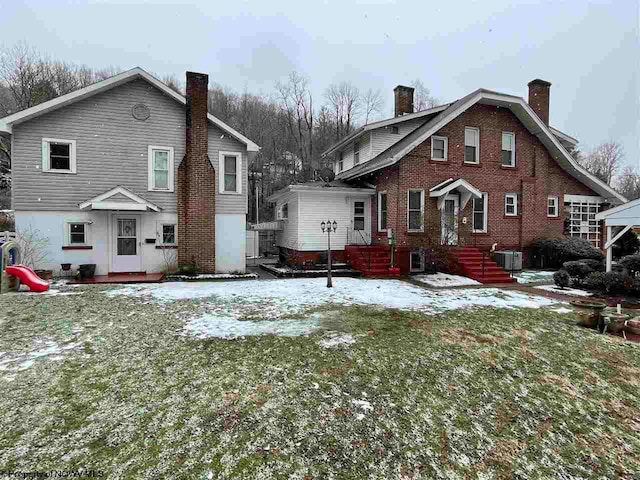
[378,191,387,231]
[473,193,488,233]
[161,224,176,245]
[547,196,559,217]
[501,132,515,167]
[69,223,86,244]
[278,203,289,220]
[408,189,424,231]
[354,141,361,165]
[505,193,518,216]
[42,138,76,173]
[410,250,424,272]
[392,126,399,134]
[338,152,344,172]
[219,151,242,194]
[431,136,448,161]
[464,127,479,164]
[353,201,365,230]
[148,146,174,191]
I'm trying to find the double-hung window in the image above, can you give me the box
[505,193,518,216]
[160,224,177,245]
[472,193,488,233]
[501,132,515,167]
[410,250,424,272]
[464,127,479,164]
[278,203,289,220]
[431,136,448,161]
[338,152,344,172]
[407,189,424,232]
[65,222,88,246]
[148,146,174,191]
[354,141,361,165]
[378,191,387,231]
[547,196,559,217]
[42,138,77,173]
[219,151,242,194]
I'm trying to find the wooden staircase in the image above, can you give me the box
[345,245,399,278]
[451,246,516,284]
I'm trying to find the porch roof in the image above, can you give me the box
[429,178,482,210]
[78,186,161,212]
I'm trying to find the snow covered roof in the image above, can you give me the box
[0,67,260,152]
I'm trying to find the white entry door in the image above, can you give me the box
[441,195,459,246]
[351,199,371,244]
[112,215,143,272]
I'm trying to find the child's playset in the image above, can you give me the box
[0,235,49,293]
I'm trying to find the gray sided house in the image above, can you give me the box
[0,68,259,275]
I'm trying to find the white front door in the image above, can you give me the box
[441,195,459,246]
[112,214,143,272]
[351,199,371,244]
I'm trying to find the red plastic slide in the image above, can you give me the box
[5,265,50,293]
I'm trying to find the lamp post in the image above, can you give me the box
[321,220,338,288]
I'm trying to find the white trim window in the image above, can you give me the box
[42,138,77,173]
[547,196,559,217]
[159,223,177,245]
[431,135,448,161]
[505,193,519,216]
[377,191,387,232]
[410,250,424,272]
[472,193,488,232]
[464,127,480,164]
[338,152,344,172]
[277,202,289,220]
[354,141,361,165]
[65,222,89,245]
[148,146,174,191]
[501,132,515,167]
[407,189,424,232]
[219,151,242,194]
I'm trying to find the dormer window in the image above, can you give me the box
[392,126,399,134]
[338,152,344,172]
[354,141,361,165]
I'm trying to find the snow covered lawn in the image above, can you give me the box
[1,280,639,479]
[535,284,593,297]
[413,272,481,287]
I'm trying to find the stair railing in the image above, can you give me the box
[354,229,372,272]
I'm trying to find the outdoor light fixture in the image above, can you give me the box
[321,220,338,287]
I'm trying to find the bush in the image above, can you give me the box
[601,271,632,294]
[532,237,604,268]
[612,229,640,259]
[553,270,570,289]
[584,272,605,291]
[620,254,640,276]
[562,260,594,285]
[580,258,605,272]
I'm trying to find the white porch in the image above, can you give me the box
[595,198,640,272]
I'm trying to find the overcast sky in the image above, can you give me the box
[2,0,638,166]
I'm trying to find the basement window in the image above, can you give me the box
[219,151,242,194]
[42,138,76,173]
[410,250,424,272]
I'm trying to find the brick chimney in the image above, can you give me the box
[527,79,551,125]
[394,85,414,117]
[177,72,216,272]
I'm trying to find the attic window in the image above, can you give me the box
[354,141,361,165]
[132,103,150,121]
[391,126,399,134]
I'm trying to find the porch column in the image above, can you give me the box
[606,225,613,272]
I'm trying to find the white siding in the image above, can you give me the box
[369,118,426,157]
[215,214,246,272]
[274,192,299,249]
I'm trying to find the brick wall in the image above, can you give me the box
[369,103,599,261]
[177,72,216,272]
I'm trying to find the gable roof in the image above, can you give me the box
[335,88,626,205]
[78,186,160,211]
[595,197,640,223]
[0,67,260,152]
[267,180,375,203]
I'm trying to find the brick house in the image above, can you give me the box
[269,80,625,279]
[0,68,259,276]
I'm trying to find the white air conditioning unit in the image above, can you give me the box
[494,251,523,271]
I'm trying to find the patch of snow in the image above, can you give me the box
[413,273,481,288]
[167,273,258,281]
[514,271,555,284]
[318,332,357,348]
[108,278,560,339]
[0,341,80,379]
[352,399,373,420]
[535,285,593,297]
[552,307,573,314]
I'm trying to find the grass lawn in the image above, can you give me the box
[0,279,639,479]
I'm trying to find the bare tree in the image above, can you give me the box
[615,165,640,200]
[411,79,439,111]
[578,141,625,185]
[362,88,384,124]
[277,72,314,170]
[16,226,50,270]
[324,81,360,140]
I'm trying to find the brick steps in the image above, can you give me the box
[345,245,400,278]
[451,247,516,284]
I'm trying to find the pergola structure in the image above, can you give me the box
[595,198,640,271]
